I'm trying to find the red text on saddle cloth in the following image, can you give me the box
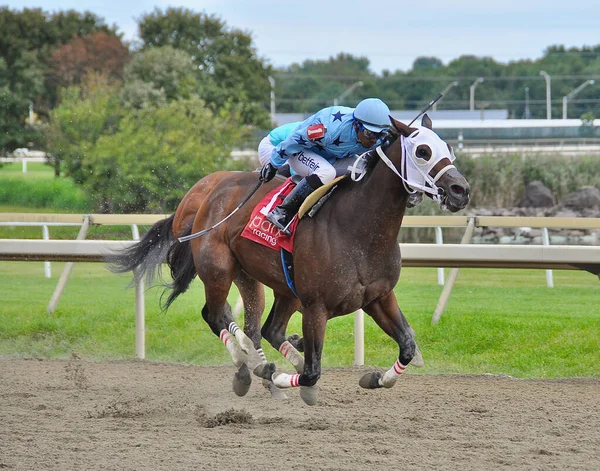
[241,178,299,252]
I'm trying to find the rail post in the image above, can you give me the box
[46,216,90,313]
[542,227,554,288]
[431,217,476,325]
[354,309,365,366]
[435,226,445,285]
[42,224,51,278]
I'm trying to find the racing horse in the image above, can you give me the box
[107,115,470,405]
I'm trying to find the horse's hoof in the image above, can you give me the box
[410,347,425,368]
[359,371,383,389]
[300,385,318,405]
[263,379,288,400]
[232,364,252,397]
[286,334,304,352]
[253,362,276,381]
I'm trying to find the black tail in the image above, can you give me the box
[162,235,198,310]
[105,214,200,311]
[105,215,177,287]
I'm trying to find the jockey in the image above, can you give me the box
[259,98,391,234]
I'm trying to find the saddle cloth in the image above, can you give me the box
[241,176,344,252]
[241,178,299,252]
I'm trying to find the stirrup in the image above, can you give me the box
[267,211,292,235]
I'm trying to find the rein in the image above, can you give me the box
[178,178,263,243]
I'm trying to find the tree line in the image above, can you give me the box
[1,6,599,212]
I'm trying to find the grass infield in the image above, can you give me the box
[0,261,597,378]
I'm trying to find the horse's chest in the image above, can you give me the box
[297,244,401,314]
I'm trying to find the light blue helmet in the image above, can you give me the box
[353,98,391,132]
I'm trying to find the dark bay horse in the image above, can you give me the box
[107,115,470,405]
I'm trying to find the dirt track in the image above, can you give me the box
[1,359,598,470]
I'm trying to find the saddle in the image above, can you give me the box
[298,175,345,219]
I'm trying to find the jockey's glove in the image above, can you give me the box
[259,162,278,182]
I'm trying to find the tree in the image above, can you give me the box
[0,52,45,151]
[412,57,443,70]
[0,7,118,152]
[276,53,373,112]
[84,97,250,212]
[137,7,271,127]
[45,73,124,178]
[120,46,199,109]
[48,32,130,90]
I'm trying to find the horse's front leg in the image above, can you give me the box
[262,294,304,373]
[360,291,417,389]
[272,304,327,406]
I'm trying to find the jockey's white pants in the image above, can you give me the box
[257,136,355,185]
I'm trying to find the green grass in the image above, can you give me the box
[0,261,597,378]
[0,162,54,179]
[0,163,91,211]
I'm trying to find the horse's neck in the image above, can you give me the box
[337,143,408,243]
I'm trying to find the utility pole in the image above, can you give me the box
[469,77,484,111]
[539,71,551,119]
[268,76,276,123]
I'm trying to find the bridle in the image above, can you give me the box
[375,128,456,205]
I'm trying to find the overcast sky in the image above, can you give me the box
[10,0,600,74]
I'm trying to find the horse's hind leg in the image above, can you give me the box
[360,291,417,389]
[194,243,275,382]
[234,273,286,399]
[262,294,304,373]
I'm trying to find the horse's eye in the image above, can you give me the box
[416,145,431,160]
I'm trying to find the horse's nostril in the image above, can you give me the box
[451,185,464,196]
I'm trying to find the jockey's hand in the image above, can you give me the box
[259,162,278,182]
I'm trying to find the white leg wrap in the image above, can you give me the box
[256,348,268,364]
[378,359,407,388]
[229,322,263,370]
[279,341,305,373]
[271,372,301,389]
[219,329,247,368]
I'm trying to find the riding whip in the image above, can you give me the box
[178,178,263,242]
[408,93,443,126]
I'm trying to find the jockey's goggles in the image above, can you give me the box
[357,121,386,140]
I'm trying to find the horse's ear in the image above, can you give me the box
[421,113,433,130]
[389,115,412,137]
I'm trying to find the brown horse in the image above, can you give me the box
[108,115,470,405]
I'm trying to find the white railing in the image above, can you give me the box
[0,157,46,173]
[1,213,599,362]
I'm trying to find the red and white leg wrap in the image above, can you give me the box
[378,359,407,388]
[279,341,305,373]
[220,329,246,368]
[271,371,301,389]
[229,322,263,370]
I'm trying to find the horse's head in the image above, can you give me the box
[388,114,470,212]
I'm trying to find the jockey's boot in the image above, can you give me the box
[267,176,321,235]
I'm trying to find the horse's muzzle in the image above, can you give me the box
[439,167,470,212]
